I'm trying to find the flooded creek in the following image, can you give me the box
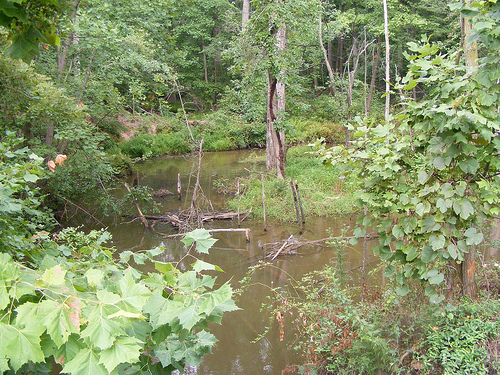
[69,149,380,374]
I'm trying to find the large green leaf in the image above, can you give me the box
[98,337,142,373]
[181,229,217,254]
[42,303,79,348]
[80,306,124,350]
[62,347,107,375]
[115,272,151,314]
[0,323,45,371]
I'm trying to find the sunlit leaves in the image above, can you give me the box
[62,347,107,375]
[98,337,142,372]
[81,306,125,350]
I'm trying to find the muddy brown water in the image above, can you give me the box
[65,150,381,374]
[93,149,383,375]
[67,149,500,374]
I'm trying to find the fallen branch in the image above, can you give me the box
[124,210,248,229]
[265,234,378,259]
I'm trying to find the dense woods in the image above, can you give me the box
[1,0,500,374]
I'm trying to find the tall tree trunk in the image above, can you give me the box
[345,37,363,146]
[461,0,478,299]
[242,0,250,32]
[266,16,286,179]
[366,38,381,116]
[202,40,209,84]
[364,27,368,118]
[383,0,390,122]
[45,123,54,147]
[77,47,96,102]
[318,13,337,95]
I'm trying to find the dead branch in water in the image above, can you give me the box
[124,183,149,229]
[165,228,251,242]
[124,210,249,232]
[265,234,378,259]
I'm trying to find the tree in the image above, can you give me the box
[322,2,500,302]
[382,0,390,121]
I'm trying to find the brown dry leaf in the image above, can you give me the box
[66,296,81,330]
[47,160,56,172]
[54,154,67,166]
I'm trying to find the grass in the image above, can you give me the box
[229,145,359,220]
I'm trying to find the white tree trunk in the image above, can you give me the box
[383,0,390,122]
[242,0,250,31]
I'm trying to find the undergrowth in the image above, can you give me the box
[245,263,500,375]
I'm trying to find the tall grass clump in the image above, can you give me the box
[231,146,358,221]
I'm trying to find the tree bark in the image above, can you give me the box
[266,5,286,179]
[242,0,250,32]
[77,47,95,102]
[318,13,337,95]
[57,0,81,80]
[461,0,478,299]
[383,0,390,122]
[366,38,381,116]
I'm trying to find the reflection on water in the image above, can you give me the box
[66,149,379,374]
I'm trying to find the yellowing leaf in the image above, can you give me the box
[42,265,66,286]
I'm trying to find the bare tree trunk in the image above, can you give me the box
[242,0,250,31]
[266,7,286,179]
[318,13,337,95]
[77,47,95,102]
[45,123,54,146]
[364,27,368,118]
[202,40,209,84]
[383,0,390,122]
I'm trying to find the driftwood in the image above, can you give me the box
[126,210,249,229]
[152,188,173,197]
[165,228,251,242]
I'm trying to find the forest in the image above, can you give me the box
[1,0,500,374]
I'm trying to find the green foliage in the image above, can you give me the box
[422,300,500,374]
[260,264,500,375]
[0,133,56,260]
[119,133,191,159]
[0,228,238,374]
[0,134,238,374]
[288,118,345,145]
[320,5,500,301]
[0,0,62,61]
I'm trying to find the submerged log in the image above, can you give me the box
[265,234,378,259]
